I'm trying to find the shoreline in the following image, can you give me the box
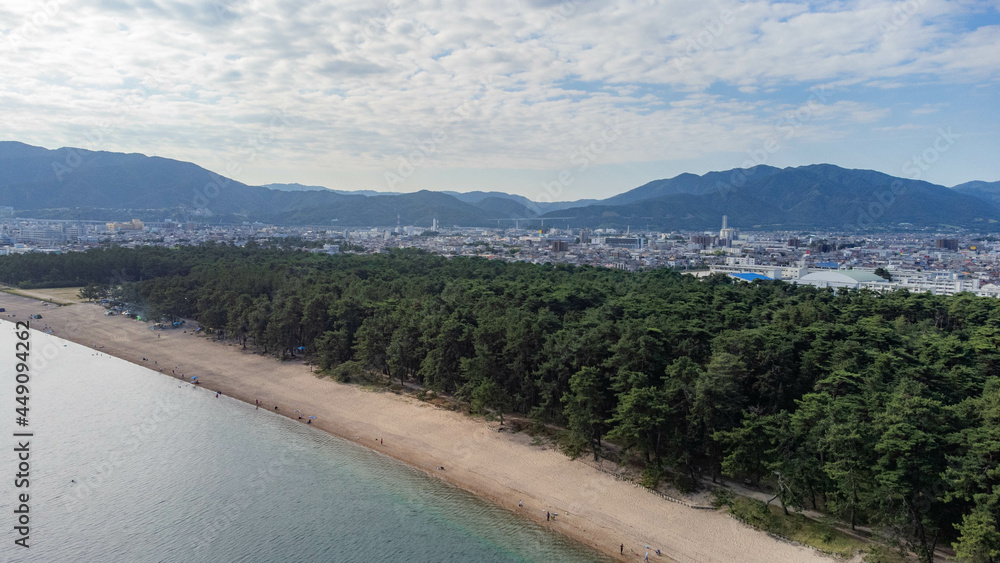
[2,294,834,563]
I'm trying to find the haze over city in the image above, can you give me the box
[3,0,999,199]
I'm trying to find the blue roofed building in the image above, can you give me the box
[729,273,774,282]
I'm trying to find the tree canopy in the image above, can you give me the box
[4,244,1000,560]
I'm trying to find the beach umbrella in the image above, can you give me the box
[191,376,198,380]
[309,416,316,419]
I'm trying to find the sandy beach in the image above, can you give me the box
[2,292,834,563]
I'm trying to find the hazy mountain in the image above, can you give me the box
[0,142,506,226]
[442,190,596,214]
[3,142,995,230]
[545,164,999,230]
[264,183,406,197]
[264,185,587,212]
[599,165,783,205]
[953,181,1000,207]
[472,196,538,219]
[264,183,330,192]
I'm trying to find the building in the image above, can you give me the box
[719,215,738,243]
[691,234,715,248]
[107,219,144,231]
[19,225,67,245]
[885,271,980,295]
[729,273,774,282]
[605,237,645,250]
[935,239,959,251]
[795,270,886,289]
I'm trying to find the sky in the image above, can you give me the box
[2,0,998,201]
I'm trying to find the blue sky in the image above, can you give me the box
[1,0,998,200]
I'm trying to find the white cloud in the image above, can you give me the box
[0,0,996,192]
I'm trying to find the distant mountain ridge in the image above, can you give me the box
[0,142,524,226]
[1,141,997,229]
[599,166,784,206]
[543,163,999,230]
[952,181,1000,207]
[261,184,594,213]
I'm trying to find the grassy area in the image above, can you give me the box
[0,286,85,305]
[728,497,868,558]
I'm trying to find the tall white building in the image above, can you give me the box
[719,215,738,242]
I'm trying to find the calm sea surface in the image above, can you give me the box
[0,324,607,562]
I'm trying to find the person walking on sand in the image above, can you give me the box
[644,552,649,562]
[620,544,623,555]
[518,500,522,508]
[546,511,550,521]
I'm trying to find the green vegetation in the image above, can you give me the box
[2,244,1000,561]
[727,497,866,558]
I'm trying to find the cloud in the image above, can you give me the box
[0,0,996,192]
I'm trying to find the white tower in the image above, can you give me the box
[719,215,737,243]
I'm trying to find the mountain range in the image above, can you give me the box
[0,141,996,231]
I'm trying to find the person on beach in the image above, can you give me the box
[546,511,550,521]
[620,544,623,555]
[518,500,522,508]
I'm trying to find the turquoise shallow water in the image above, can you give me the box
[0,324,608,562]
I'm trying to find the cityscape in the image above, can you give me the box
[3,0,1000,561]
[4,213,997,297]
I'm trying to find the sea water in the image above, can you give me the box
[0,325,607,562]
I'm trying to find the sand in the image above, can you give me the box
[1,293,835,563]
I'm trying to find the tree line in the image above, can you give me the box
[1,244,999,561]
